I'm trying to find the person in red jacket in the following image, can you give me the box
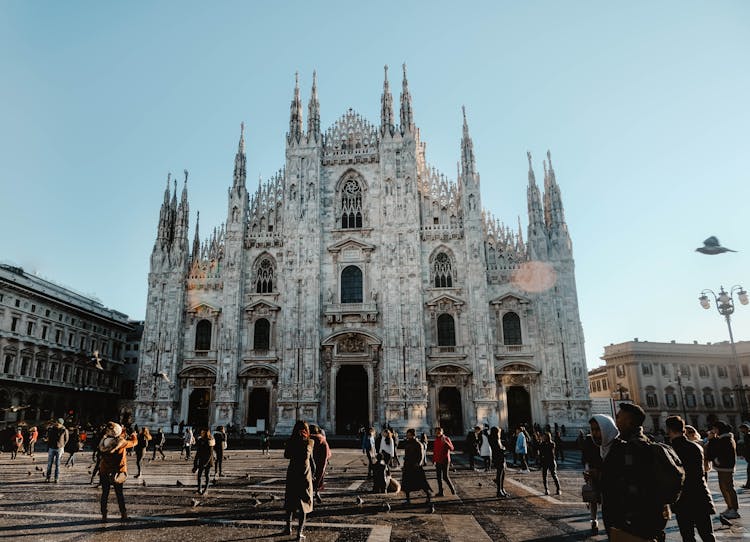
[98,422,138,522]
[432,427,456,496]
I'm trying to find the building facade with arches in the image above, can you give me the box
[134,67,591,435]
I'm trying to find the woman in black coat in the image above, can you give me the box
[192,428,214,495]
[400,428,432,505]
[488,426,507,497]
[283,420,314,540]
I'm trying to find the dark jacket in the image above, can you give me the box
[538,440,556,466]
[46,424,69,450]
[670,435,714,516]
[153,431,165,448]
[284,437,314,514]
[601,427,669,540]
[193,436,215,469]
[706,431,736,472]
[464,431,479,455]
[214,431,226,455]
[489,437,506,469]
[401,437,430,493]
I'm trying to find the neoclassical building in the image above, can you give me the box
[134,67,591,435]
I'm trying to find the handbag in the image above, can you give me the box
[581,482,599,503]
[113,472,127,484]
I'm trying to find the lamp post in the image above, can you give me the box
[699,285,749,420]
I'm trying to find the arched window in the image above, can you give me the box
[702,387,715,408]
[254,319,270,350]
[341,265,363,303]
[437,314,456,347]
[433,252,453,288]
[684,387,696,408]
[255,258,274,293]
[502,312,522,345]
[665,386,677,408]
[340,179,363,229]
[195,320,212,351]
[645,386,658,408]
[722,388,734,409]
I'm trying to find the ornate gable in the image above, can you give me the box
[490,293,530,313]
[244,299,281,318]
[425,293,465,314]
[187,303,222,317]
[322,109,379,165]
[327,238,376,258]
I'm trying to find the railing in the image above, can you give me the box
[494,344,533,356]
[427,346,466,357]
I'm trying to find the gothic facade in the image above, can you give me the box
[134,66,591,435]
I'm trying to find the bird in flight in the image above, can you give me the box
[696,236,737,255]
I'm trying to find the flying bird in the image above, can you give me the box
[428,504,435,514]
[89,350,104,371]
[154,371,171,384]
[696,236,737,255]
[2,405,29,413]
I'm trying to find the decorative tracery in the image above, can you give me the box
[255,258,275,293]
[341,179,363,229]
[433,252,453,288]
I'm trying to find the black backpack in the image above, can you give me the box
[650,441,685,505]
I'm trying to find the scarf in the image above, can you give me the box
[591,414,619,459]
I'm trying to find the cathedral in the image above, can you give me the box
[133,66,591,436]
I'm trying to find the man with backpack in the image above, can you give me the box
[602,403,684,542]
[666,415,715,542]
[706,420,739,520]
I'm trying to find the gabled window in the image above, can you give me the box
[437,314,456,347]
[195,320,212,351]
[341,266,363,303]
[502,312,522,345]
[254,319,270,350]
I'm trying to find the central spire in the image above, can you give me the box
[288,72,303,143]
[233,122,246,189]
[460,106,476,177]
[399,63,414,133]
[381,65,394,136]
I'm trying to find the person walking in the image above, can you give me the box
[401,428,432,505]
[538,431,561,495]
[419,432,429,466]
[213,426,227,477]
[362,427,375,478]
[27,426,38,457]
[310,424,331,504]
[133,427,150,478]
[151,428,166,461]
[739,422,750,489]
[183,427,195,460]
[582,414,618,536]
[260,429,270,456]
[64,427,82,467]
[706,420,739,519]
[554,431,565,462]
[478,425,492,471]
[464,427,480,470]
[283,420,314,540]
[379,429,395,467]
[432,427,457,497]
[11,428,23,459]
[44,418,69,483]
[98,421,137,522]
[666,416,715,542]
[192,427,215,495]
[488,426,507,497]
[515,427,529,473]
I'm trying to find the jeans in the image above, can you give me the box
[100,473,126,517]
[676,512,715,542]
[542,463,560,492]
[717,471,738,510]
[435,462,456,494]
[47,448,62,480]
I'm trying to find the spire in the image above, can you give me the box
[192,211,200,262]
[460,106,476,177]
[307,71,320,141]
[381,65,394,136]
[399,63,414,133]
[181,169,189,205]
[543,149,567,231]
[233,122,247,189]
[288,72,303,143]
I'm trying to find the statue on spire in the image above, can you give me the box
[288,71,303,143]
[381,65,394,136]
[307,70,320,141]
[399,63,414,133]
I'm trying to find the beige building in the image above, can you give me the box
[591,339,750,431]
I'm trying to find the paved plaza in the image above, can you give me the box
[1,446,749,541]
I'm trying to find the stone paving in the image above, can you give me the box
[1,446,749,541]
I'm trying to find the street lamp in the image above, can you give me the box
[699,285,749,420]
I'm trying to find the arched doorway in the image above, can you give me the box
[188,388,211,428]
[336,365,368,434]
[247,388,270,428]
[507,386,532,430]
[438,387,463,436]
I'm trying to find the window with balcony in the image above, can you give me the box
[699,365,709,378]
[502,312,522,346]
[616,364,626,378]
[717,366,728,378]
[341,265,363,304]
[195,320,212,351]
[254,319,270,350]
[437,314,456,348]
[665,387,677,408]
[3,355,14,374]
[11,317,18,332]
[722,389,734,409]
[645,387,658,407]
[20,357,29,376]
[684,387,696,408]
[703,388,715,408]
[641,363,653,376]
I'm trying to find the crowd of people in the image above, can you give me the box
[5,408,750,540]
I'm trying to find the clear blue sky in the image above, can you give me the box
[3,1,749,368]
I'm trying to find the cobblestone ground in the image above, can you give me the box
[1,447,748,541]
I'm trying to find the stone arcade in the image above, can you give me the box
[134,66,591,435]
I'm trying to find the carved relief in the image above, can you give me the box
[338,334,366,353]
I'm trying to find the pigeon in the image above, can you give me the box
[142,479,146,487]
[89,350,104,371]
[35,467,42,472]
[342,467,348,473]
[190,498,201,507]
[251,497,262,507]
[27,471,32,476]
[696,236,737,255]
[382,501,391,512]
[428,504,435,514]
[478,482,482,487]
[355,496,364,506]
[269,494,278,501]
[176,480,184,487]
